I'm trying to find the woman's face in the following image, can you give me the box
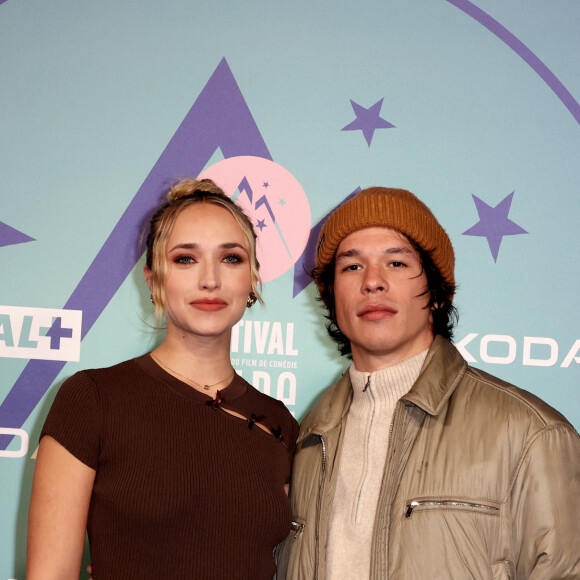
[155,202,252,343]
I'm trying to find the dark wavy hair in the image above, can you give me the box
[311,235,458,358]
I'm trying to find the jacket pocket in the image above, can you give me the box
[491,560,511,579]
[405,497,501,518]
[274,517,306,576]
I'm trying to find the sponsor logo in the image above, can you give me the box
[0,428,29,458]
[0,305,82,362]
[456,334,580,368]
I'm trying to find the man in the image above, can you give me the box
[276,187,580,578]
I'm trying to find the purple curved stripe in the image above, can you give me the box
[447,0,580,125]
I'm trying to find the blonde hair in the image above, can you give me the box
[145,178,262,324]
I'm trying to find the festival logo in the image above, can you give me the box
[200,156,311,281]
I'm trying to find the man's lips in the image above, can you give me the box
[190,298,228,311]
[358,304,397,321]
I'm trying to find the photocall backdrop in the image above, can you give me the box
[1,0,579,577]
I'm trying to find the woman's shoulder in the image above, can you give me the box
[240,380,298,435]
[240,378,288,413]
[57,355,151,400]
[68,354,147,380]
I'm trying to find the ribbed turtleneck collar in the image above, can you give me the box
[348,350,429,405]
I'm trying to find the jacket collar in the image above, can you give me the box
[298,370,353,444]
[403,335,467,416]
[298,336,466,443]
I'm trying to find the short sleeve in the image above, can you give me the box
[40,371,101,470]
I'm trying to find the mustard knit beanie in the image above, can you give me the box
[316,186,455,296]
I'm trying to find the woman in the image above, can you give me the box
[27,178,299,579]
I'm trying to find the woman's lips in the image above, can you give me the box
[190,299,228,311]
[358,304,396,321]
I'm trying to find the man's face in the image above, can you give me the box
[333,227,434,372]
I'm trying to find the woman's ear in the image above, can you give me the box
[143,264,153,290]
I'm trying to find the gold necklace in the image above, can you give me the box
[150,352,234,391]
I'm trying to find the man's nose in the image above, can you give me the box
[363,264,388,293]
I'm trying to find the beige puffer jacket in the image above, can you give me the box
[276,337,580,579]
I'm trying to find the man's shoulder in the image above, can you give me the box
[460,363,575,431]
[426,337,573,431]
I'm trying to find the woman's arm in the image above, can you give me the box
[27,435,96,580]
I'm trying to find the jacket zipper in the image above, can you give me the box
[290,520,305,538]
[371,403,401,577]
[314,435,327,580]
[405,499,500,518]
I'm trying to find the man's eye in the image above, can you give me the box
[343,264,360,271]
[390,261,406,268]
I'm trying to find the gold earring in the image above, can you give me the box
[246,292,257,308]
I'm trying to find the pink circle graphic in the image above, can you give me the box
[199,156,311,283]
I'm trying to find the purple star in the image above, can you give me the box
[0,221,35,248]
[263,182,270,188]
[341,98,395,146]
[463,192,528,262]
[256,219,267,231]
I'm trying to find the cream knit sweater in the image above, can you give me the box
[326,350,428,579]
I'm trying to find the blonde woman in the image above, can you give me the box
[27,179,299,579]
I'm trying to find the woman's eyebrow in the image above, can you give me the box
[168,242,247,252]
[168,242,198,252]
[220,242,247,250]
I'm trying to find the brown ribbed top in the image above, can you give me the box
[41,354,299,579]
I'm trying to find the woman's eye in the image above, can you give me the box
[390,261,406,268]
[175,256,195,264]
[223,254,243,264]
